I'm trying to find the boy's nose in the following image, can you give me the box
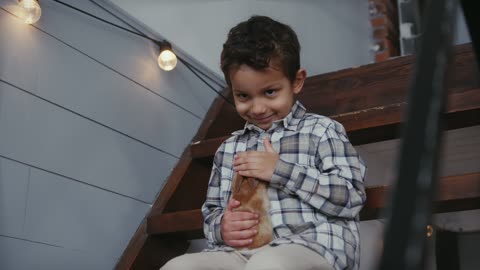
[251,101,267,115]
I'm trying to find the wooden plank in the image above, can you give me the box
[191,87,232,142]
[190,137,227,159]
[147,172,480,237]
[147,209,204,235]
[361,172,480,220]
[115,223,149,270]
[203,43,478,139]
[161,158,213,213]
[191,88,480,158]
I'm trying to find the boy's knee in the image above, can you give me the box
[160,255,193,270]
[245,254,287,270]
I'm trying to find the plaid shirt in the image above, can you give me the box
[202,101,366,270]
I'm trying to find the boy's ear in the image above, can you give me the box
[292,68,307,94]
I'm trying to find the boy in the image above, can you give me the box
[162,15,366,270]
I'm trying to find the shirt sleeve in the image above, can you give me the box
[269,121,367,219]
[201,143,227,247]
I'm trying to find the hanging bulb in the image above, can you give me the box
[17,0,42,24]
[157,42,177,71]
[426,225,433,238]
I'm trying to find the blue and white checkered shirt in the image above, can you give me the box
[202,101,366,270]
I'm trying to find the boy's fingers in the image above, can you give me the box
[229,219,258,231]
[234,160,258,170]
[264,137,276,153]
[234,151,262,161]
[228,228,258,240]
[234,163,260,171]
[229,211,259,221]
[238,170,256,178]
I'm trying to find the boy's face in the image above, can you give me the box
[230,63,306,130]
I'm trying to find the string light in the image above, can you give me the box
[157,42,177,71]
[51,0,181,71]
[426,225,433,238]
[17,0,41,24]
[15,0,229,101]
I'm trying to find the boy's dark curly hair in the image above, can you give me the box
[221,16,301,87]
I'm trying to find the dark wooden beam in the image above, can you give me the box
[147,172,480,237]
[160,158,213,213]
[147,209,204,235]
[114,223,149,270]
[190,137,227,159]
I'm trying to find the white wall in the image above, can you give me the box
[0,0,218,268]
[455,5,471,45]
[108,0,374,78]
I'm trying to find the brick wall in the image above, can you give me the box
[369,0,400,62]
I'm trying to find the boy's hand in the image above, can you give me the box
[233,137,279,182]
[221,198,259,247]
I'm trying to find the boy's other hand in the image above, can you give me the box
[233,137,279,182]
[221,198,259,247]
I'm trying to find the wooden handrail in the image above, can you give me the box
[147,172,480,236]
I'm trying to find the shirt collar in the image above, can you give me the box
[231,100,307,136]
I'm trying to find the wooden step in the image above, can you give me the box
[203,43,479,139]
[191,88,480,158]
[147,172,480,237]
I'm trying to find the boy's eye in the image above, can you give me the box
[236,93,248,99]
[265,89,276,96]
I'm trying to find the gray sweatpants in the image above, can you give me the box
[160,244,335,270]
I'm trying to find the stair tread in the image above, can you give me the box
[148,172,480,237]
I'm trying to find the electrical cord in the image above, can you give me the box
[51,0,232,106]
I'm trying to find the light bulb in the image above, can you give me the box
[426,225,433,238]
[158,49,177,71]
[18,0,42,24]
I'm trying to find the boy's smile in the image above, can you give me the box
[230,64,306,130]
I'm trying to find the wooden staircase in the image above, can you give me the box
[116,43,480,270]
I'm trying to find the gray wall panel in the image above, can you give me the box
[0,9,200,158]
[37,0,212,117]
[0,236,116,270]
[0,157,29,237]
[0,0,220,266]
[0,80,177,202]
[23,168,149,258]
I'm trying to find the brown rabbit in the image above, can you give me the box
[231,172,273,249]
